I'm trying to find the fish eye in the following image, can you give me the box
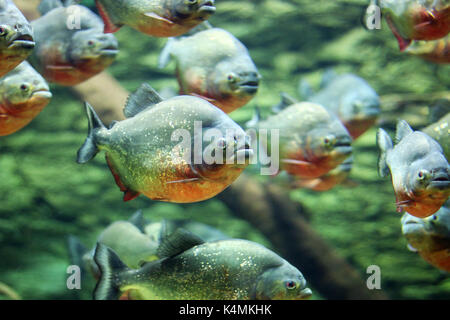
[0,25,8,36]
[216,138,227,150]
[417,170,430,180]
[322,135,336,148]
[227,73,237,83]
[285,280,297,290]
[432,215,437,221]
[87,40,95,46]
[20,84,29,91]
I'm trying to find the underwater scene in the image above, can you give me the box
[0,0,449,301]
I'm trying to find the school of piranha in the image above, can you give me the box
[0,0,449,300]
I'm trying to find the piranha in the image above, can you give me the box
[300,72,381,140]
[377,0,450,51]
[68,210,160,280]
[377,120,450,218]
[29,0,119,86]
[159,22,261,114]
[0,61,52,136]
[94,0,216,36]
[401,201,450,272]
[292,156,355,192]
[0,0,35,77]
[76,83,253,203]
[422,111,449,159]
[250,93,353,179]
[93,229,313,300]
[406,35,450,63]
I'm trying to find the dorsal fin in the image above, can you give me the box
[272,92,298,113]
[38,0,63,14]
[157,229,204,259]
[128,209,145,233]
[395,120,413,143]
[123,83,163,118]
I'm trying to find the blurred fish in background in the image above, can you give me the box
[0,0,35,77]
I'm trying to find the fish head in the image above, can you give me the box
[0,62,51,116]
[338,89,380,139]
[170,0,216,24]
[304,123,353,167]
[278,104,353,178]
[0,1,34,63]
[401,204,450,252]
[254,263,312,300]
[211,60,260,100]
[69,29,119,63]
[402,154,450,216]
[189,108,253,181]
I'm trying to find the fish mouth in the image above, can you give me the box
[427,172,450,189]
[99,48,119,56]
[333,142,353,156]
[239,80,259,94]
[226,141,254,165]
[8,34,35,49]
[198,1,216,15]
[31,89,52,99]
[227,148,254,165]
[297,288,312,300]
[99,44,119,56]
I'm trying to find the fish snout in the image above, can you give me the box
[428,170,450,190]
[238,72,260,94]
[8,30,35,49]
[297,287,312,300]
[198,0,216,14]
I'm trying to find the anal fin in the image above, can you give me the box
[105,154,140,202]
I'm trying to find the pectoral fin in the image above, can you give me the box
[144,12,175,25]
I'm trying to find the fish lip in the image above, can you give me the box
[427,173,450,189]
[226,147,254,164]
[298,288,312,299]
[99,48,119,56]
[427,180,450,189]
[198,1,216,14]
[8,34,35,49]
[31,90,52,99]
[333,145,353,155]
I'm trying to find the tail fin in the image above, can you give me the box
[77,102,106,164]
[93,243,129,300]
[376,128,393,177]
[67,236,88,278]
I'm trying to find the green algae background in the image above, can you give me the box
[0,0,449,299]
